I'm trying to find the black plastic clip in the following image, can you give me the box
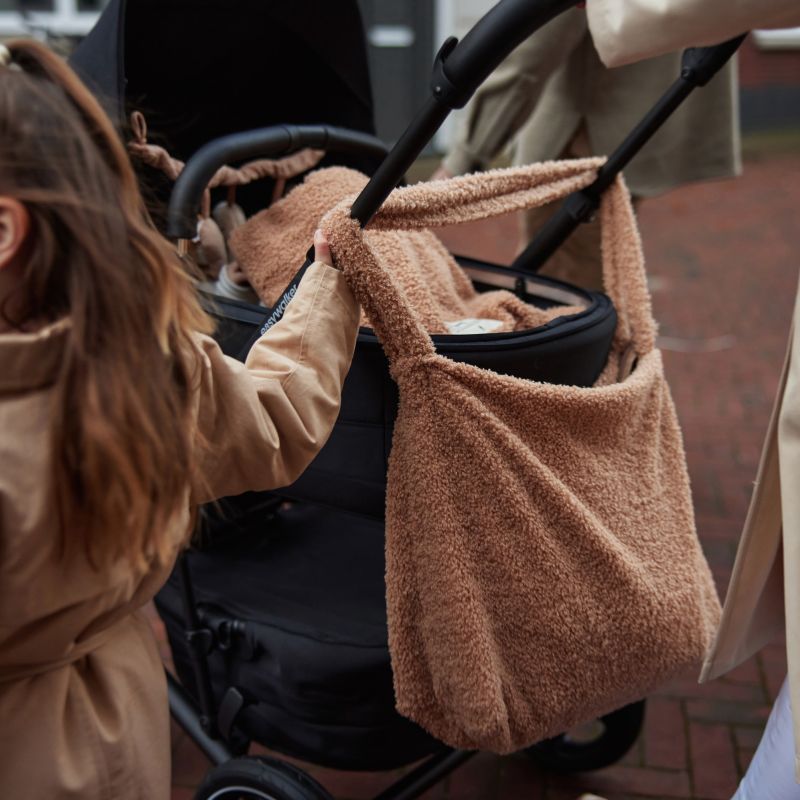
[563,190,599,224]
[680,34,746,87]
[186,627,214,656]
[430,36,472,109]
[217,687,247,741]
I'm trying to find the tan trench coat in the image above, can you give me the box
[583,0,800,778]
[0,261,359,799]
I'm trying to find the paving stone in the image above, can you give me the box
[689,722,739,798]
[171,735,212,788]
[495,756,547,799]
[760,642,788,701]
[721,659,761,688]
[444,753,504,799]
[687,697,770,727]
[733,726,764,751]
[643,696,687,770]
[553,764,692,798]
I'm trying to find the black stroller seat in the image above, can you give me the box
[156,503,439,771]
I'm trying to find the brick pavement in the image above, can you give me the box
[160,148,800,799]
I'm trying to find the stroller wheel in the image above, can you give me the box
[194,756,333,800]
[523,700,645,773]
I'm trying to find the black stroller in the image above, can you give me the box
[75,2,742,797]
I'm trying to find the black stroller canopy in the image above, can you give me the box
[70,0,375,160]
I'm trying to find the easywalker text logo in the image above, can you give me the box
[260,285,298,334]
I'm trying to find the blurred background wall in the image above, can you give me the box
[1,0,798,147]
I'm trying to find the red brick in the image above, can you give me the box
[169,718,186,754]
[302,767,406,800]
[760,644,788,701]
[495,756,546,799]
[687,698,770,727]
[644,696,687,770]
[689,722,739,799]
[668,678,766,705]
[722,658,761,688]
[733,726,764,750]
[171,736,212,788]
[445,753,502,800]
[736,747,757,778]
[554,764,691,798]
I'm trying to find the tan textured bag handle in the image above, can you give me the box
[322,159,656,366]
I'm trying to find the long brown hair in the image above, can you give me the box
[0,40,213,569]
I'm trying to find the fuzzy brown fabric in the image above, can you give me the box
[319,159,721,753]
[231,167,583,333]
[128,111,324,189]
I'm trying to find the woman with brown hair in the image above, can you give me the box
[0,40,359,799]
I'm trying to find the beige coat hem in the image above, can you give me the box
[702,282,800,780]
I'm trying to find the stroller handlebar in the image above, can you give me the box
[436,0,577,109]
[166,125,388,239]
[349,0,577,226]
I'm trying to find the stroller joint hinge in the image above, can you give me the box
[430,36,471,109]
[680,35,747,88]
[564,190,599,224]
[186,627,215,656]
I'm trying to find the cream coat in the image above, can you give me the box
[587,0,800,68]
[0,261,359,799]
[581,0,800,779]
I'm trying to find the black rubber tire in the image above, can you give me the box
[194,756,334,800]
[524,700,646,773]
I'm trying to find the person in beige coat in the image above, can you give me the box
[434,6,739,289]
[0,42,359,799]
[583,0,800,796]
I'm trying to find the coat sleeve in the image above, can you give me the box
[586,0,800,67]
[190,260,360,504]
[441,10,587,176]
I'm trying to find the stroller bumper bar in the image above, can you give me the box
[166,125,388,239]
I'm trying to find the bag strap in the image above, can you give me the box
[322,158,657,366]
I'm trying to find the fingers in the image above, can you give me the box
[313,228,333,267]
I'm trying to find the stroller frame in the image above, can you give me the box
[162,0,743,795]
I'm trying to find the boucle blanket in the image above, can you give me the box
[231,167,582,333]
[319,159,720,754]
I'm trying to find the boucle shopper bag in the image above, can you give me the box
[321,158,721,753]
